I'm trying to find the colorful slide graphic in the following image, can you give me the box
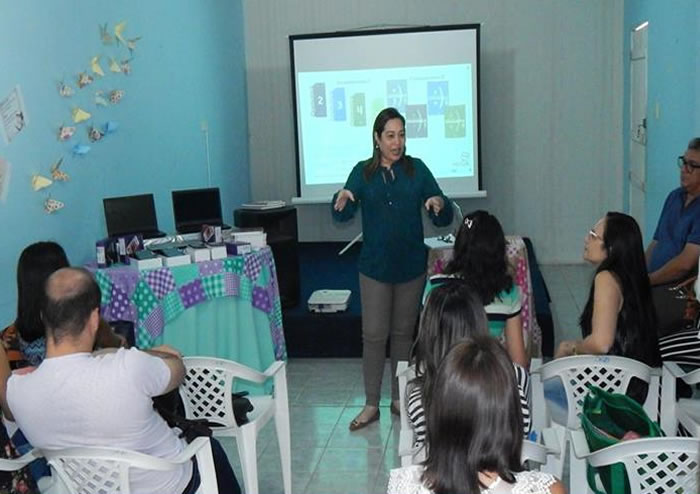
[297,64,474,186]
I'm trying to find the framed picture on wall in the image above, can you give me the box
[0,85,27,145]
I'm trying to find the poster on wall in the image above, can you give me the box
[0,157,11,203]
[0,85,27,145]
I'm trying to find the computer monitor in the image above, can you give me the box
[172,187,228,234]
[103,193,164,238]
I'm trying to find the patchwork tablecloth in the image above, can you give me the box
[95,247,286,359]
[426,235,542,358]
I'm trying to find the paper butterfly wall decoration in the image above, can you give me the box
[120,60,132,75]
[90,56,104,77]
[72,144,91,156]
[77,72,93,88]
[88,126,104,142]
[31,175,52,191]
[50,158,69,181]
[109,90,125,104]
[109,58,121,73]
[71,108,91,123]
[127,36,141,54]
[58,125,76,141]
[103,121,119,134]
[99,23,113,45]
[114,21,127,45]
[94,91,108,107]
[44,198,64,214]
[58,82,74,97]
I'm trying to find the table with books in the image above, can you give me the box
[94,246,286,374]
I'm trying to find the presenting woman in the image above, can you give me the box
[332,107,452,431]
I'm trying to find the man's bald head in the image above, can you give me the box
[42,267,101,342]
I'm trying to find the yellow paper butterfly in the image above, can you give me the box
[31,175,53,191]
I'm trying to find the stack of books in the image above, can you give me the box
[240,200,286,210]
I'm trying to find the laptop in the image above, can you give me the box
[172,187,230,234]
[103,193,166,239]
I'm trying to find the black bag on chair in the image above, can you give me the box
[231,391,254,426]
[152,389,212,443]
[153,388,254,439]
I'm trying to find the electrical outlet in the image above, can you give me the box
[200,120,208,132]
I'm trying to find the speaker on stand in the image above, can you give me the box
[233,206,300,309]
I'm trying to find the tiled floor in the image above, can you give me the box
[220,263,593,494]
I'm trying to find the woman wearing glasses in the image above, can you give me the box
[555,212,661,369]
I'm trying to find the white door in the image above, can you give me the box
[629,23,648,233]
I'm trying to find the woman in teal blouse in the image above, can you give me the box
[332,107,452,431]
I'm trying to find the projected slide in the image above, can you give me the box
[297,64,474,186]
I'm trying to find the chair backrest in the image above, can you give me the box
[538,355,655,429]
[43,437,217,494]
[45,447,171,494]
[586,437,699,494]
[179,358,240,429]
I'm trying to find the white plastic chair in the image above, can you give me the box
[660,361,700,436]
[42,436,217,494]
[570,430,699,494]
[530,355,660,488]
[179,357,291,494]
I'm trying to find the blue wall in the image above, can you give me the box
[0,1,249,322]
[623,0,698,240]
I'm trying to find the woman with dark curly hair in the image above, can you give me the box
[425,210,528,369]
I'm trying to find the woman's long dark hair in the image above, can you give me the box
[444,210,513,305]
[362,107,414,181]
[411,280,488,399]
[15,241,70,342]
[422,337,523,494]
[579,212,660,366]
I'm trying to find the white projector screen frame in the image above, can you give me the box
[289,24,483,203]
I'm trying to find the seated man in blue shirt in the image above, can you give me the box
[646,137,700,335]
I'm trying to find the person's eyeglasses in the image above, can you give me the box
[677,156,700,172]
[587,229,602,241]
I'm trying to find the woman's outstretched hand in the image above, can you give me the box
[334,189,355,211]
[424,195,444,214]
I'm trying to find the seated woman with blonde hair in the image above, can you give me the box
[388,337,565,494]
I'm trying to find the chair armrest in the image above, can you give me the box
[541,428,562,458]
[172,437,211,464]
[174,437,218,494]
[585,437,700,468]
[184,356,271,384]
[263,360,286,379]
[568,429,591,459]
[665,361,689,379]
[665,361,700,385]
[0,448,42,470]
